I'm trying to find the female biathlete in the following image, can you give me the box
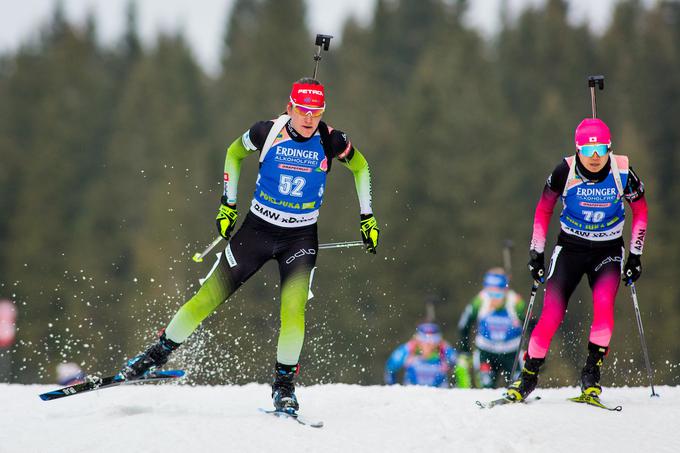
[506,117,647,402]
[118,78,379,412]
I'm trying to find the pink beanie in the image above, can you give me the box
[575,118,611,149]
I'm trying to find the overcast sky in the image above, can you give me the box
[0,0,632,74]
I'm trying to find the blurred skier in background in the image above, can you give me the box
[118,78,379,413]
[0,299,17,382]
[506,118,647,402]
[56,362,87,386]
[385,322,471,388]
[457,268,526,388]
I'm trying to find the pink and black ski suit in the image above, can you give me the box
[527,153,647,359]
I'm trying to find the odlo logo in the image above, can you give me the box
[286,248,317,264]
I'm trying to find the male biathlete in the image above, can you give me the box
[506,117,647,402]
[118,78,379,413]
[458,268,526,388]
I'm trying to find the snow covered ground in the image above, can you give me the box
[1,383,678,453]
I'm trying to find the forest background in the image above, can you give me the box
[1,0,679,387]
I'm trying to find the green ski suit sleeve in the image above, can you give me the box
[222,136,256,204]
[340,148,373,215]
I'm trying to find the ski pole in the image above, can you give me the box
[629,283,659,397]
[318,240,363,250]
[192,236,223,263]
[510,281,540,381]
[192,238,364,262]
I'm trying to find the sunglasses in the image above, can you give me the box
[416,335,441,344]
[579,144,609,158]
[485,290,505,299]
[289,98,325,117]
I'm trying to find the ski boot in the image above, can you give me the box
[272,362,299,413]
[505,357,545,402]
[581,342,608,397]
[118,331,181,380]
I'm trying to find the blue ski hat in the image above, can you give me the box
[415,323,442,343]
[483,271,508,289]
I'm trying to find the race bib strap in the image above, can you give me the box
[562,155,577,198]
[260,114,290,163]
[609,153,627,198]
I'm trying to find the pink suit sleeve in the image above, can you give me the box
[530,187,560,253]
[628,195,648,255]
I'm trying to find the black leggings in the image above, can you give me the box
[225,213,318,289]
[528,236,624,359]
[475,349,516,388]
[165,213,318,365]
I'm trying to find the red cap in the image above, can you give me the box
[290,83,325,108]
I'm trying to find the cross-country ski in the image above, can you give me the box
[38,370,185,401]
[258,407,324,428]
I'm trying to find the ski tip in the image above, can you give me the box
[39,390,66,401]
[569,393,622,411]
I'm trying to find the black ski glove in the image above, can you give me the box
[528,250,545,284]
[622,253,642,286]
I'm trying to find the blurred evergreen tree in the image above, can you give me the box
[74,32,215,370]
[216,0,309,127]
[0,8,120,379]
[392,6,514,342]
[616,1,680,379]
